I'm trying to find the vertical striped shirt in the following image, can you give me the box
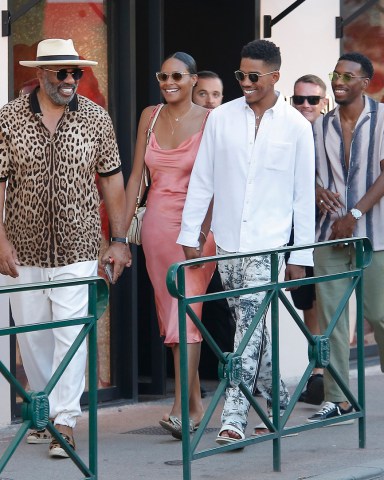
[314,96,384,251]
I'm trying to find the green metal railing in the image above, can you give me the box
[0,276,109,480]
[166,238,372,480]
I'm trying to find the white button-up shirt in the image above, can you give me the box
[177,92,315,266]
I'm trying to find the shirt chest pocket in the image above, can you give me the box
[263,141,293,171]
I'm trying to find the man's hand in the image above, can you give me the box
[101,243,131,284]
[284,264,306,291]
[328,214,355,243]
[0,237,20,278]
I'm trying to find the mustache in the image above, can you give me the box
[59,83,76,89]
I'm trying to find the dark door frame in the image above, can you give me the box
[108,0,167,400]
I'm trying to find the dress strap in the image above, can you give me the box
[200,109,211,131]
[145,104,164,142]
[142,104,164,190]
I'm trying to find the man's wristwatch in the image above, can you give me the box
[111,237,129,245]
[350,208,363,220]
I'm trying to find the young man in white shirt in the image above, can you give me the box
[177,39,315,444]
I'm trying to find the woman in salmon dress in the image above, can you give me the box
[125,52,215,437]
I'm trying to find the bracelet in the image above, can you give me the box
[200,231,207,241]
[111,237,128,245]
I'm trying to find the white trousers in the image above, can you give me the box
[7,261,98,428]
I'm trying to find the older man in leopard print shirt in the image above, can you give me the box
[0,39,129,459]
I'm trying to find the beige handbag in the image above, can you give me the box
[127,104,163,245]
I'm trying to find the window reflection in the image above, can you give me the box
[342,0,384,103]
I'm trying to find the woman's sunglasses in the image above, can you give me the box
[234,70,278,83]
[40,67,84,81]
[156,71,192,82]
[291,95,324,106]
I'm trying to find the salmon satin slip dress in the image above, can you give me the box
[141,108,216,346]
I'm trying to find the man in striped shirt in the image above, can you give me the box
[308,52,384,423]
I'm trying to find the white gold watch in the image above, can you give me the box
[350,208,362,220]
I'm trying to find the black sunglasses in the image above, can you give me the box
[234,70,278,83]
[291,95,324,106]
[41,67,84,81]
[156,71,192,82]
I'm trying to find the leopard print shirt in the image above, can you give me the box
[0,89,122,267]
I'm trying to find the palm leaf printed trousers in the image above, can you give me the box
[217,247,290,432]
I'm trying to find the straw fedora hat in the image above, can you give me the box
[19,38,98,67]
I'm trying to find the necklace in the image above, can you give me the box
[340,113,360,134]
[167,104,193,135]
[255,114,263,133]
[344,117,359,134]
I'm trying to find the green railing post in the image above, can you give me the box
[88,281,98,476]
[177,266,192,480]
[271,252,281,471]
[355,240,366,449]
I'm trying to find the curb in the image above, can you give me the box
[312,462,384,480]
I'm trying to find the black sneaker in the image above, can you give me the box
[307,401,354,424]
[298,374,324,405]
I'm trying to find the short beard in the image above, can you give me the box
[42,75,76,106]
[335,98,348,106]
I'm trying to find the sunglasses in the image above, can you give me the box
[328,72,368,83]
[156,71,192,82]
[234,70,278,83]
[41,67,84,81]
[291,95,324,106]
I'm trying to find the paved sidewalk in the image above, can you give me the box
[0,364,383,480]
